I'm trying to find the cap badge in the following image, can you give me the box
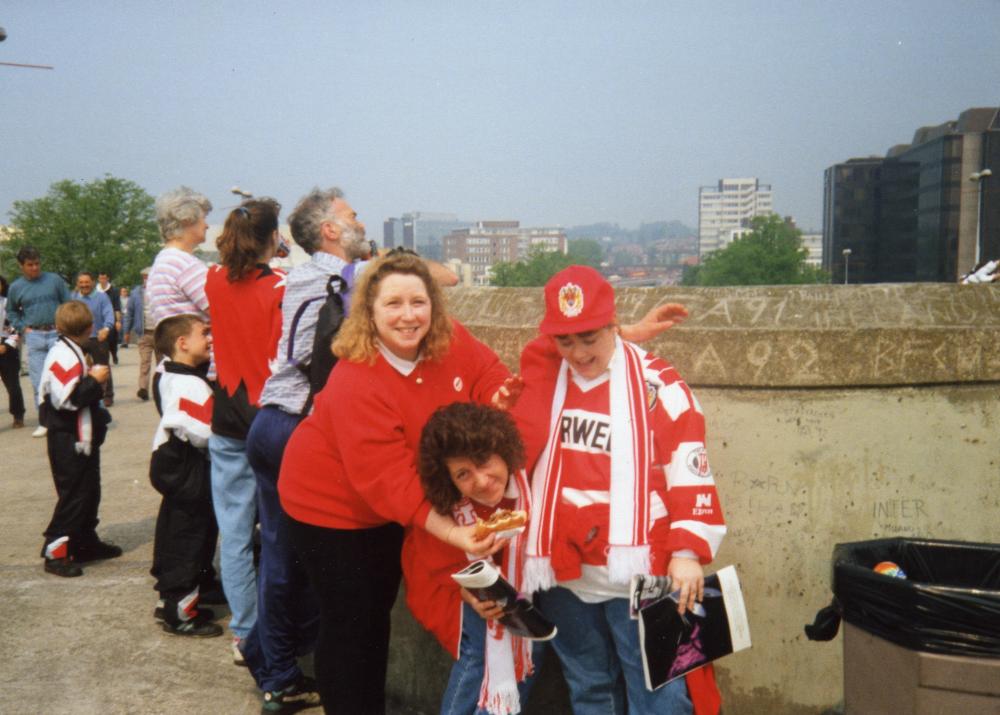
[558,282,584,318]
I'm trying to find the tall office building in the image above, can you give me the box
[823,106,1000,283]
[382,217,402,250]
[381,212,471,260]
[698,178,774,257]
[442,221,567,286]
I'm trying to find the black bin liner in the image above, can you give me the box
[832,537,1000,658]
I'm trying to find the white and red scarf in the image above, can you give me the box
[38,337,94,455]
[524,337,660,592]
[452,468,533,715]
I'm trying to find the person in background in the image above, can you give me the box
[204,199,287,675]
[96,271,122,365]
[37,300,119,577]
[123,269,154,400]
[4,246,71,437]
[0,275,27,429]
[148,187,212,325]
[72,271,116,407]
[118,287,130,348]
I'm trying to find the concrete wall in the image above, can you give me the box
[387,283,1000,714]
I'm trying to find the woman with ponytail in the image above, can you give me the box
[204,199,290,669]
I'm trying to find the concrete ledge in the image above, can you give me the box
[447,283,1000,387]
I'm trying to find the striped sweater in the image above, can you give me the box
[147,247,210,325]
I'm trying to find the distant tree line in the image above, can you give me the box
[490,239,603,286]
[682,214,828,286]
[1,175,160,287]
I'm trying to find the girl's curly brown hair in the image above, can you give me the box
[418,402,526,515]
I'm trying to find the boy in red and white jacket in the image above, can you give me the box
[149,314,221,638]
[513,265,726,715]
[38,300,117,578]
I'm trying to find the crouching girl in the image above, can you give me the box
[405,402,544,715]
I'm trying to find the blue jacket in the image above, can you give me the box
[72,290,115,338]
[123,284,145,335]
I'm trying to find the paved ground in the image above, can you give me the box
[0,345,290,715]
[0,344,561,715]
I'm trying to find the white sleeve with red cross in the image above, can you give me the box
[38,340,85,410]
[645,355,726,565]
[152,372,214,451]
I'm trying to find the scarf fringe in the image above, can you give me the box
[523,555,557,594]
[481,681,521,715]
[608,545,651,585]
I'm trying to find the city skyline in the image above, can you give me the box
[3,2,999,234]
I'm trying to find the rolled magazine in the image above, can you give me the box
[452,560,558,640]
[635,565,751,691]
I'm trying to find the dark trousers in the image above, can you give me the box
[43,431,101,553]
[288,517,404,715]
[150,489,219,619]
[242,407,319,692]
[0,345,25,419]
[107,326,119,364]
[85,337,114,401]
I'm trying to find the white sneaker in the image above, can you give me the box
[232,636,247,666]
[32,426,47,438]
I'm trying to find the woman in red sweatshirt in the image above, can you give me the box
[278,252,512,714]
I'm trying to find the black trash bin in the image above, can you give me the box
[815,538,1000,714]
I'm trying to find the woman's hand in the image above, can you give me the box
[491,375,524,411]
[667,556,704,615]
[460,587,505,621]
[447,524,507,558]
[619,303,688,343]
[425,509,507,558]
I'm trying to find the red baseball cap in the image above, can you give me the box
[539,265,617,335]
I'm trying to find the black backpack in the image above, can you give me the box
[286,270,351,413]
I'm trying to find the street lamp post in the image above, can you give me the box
[842,248,852,285]
[970,168,993,266]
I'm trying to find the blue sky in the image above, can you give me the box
[2,1,999,236]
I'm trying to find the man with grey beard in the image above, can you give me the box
[238,187,456,712]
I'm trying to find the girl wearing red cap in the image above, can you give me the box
[513,265,727,715]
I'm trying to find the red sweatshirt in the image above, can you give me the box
[279,320,511,530]
[204,264,284,438]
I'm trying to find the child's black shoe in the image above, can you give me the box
[161,614,223,638]
[44,557,83,578]
[74,539,123,562]
[153,605,216,623]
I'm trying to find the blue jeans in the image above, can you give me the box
[440,602,545,715]
[537,587,692,715]
[26,329,58,411]
[209,433,258,638]
[241,407,319,692]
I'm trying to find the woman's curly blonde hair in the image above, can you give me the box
[332,252,453,364]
